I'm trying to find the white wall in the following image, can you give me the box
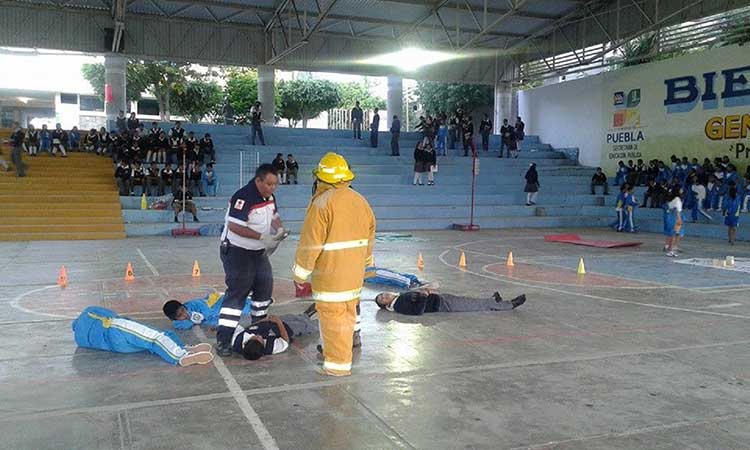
[518,75,605,168]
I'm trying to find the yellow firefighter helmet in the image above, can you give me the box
[313,152,355,184]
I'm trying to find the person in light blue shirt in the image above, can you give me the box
[162,291,252,330]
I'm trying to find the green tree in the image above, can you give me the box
[139,61,196,121]
[415,81,493,115]
[277,79,341,128]
[336,81,385,110]
[81,62,149,103]
[224,68,258,123]
[171,79,223,123]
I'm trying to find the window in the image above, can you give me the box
[60,93,78,104]
[80,95,104,112]
[137,99,160,116]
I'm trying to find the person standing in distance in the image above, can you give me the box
[351,101,363,140]
[217,164,287,357]
[370,108,380,148]
[292,153,376,376]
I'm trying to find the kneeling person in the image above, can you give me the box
[375,290,526,315]
[234,307,318,360]
[72,306,213,366]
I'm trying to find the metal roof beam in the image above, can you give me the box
[461,0,529,48]
[381,0,560,21]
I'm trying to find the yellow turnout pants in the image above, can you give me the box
[317,299,358,376]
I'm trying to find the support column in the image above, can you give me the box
[493,81,517,134]
[104,54,127,128]
[386,75,403,129]
[257,65,275,126]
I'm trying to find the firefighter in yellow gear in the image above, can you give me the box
[292,152,376,376]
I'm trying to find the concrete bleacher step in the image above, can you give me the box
[0,152,125,241]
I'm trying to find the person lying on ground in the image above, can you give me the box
[72,306,213,367]
[234,306,318,360]
[162,291,254,330]
[364,266,427,289]
[374,289,526,315]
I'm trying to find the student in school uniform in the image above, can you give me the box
[625,160,638,186]
[82,129,97,153]
[97,127,111,155]
[189,160,205,197]
[285,154,299,185]
[723,185,742,245]
[635,159,647,186]
[641,178,664,208]
[162,291,252,330]
[613,184,637,232]
[169,134,184,165]
[130,160,146,196]
[232,309,318,361]
[146,162,162,197]
[72,306,213,367]
[742,166,750,212]
[151,131,169,164]
[185,131,200,162]
[689,174,712,222]
[706,174,722,211]
[173,185,199,222]
[591,167,609,195]
[160,163,174,196]
[68,126,80,151]
[655,161,672,185]
[272,153,286,184]
[39,124,51,154]
[202,163,218,197]
[663,186,685,257]
[199,133,215,163]
[169,121,185,140]
[23,124,39,156]
[613,160,628,186]
[375,289,526,316]
[114,160,131,196]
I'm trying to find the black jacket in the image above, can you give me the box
[391,292,442,315]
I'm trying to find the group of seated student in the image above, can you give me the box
[112,121,219,199]
[593,155,750,231]
[20,123,81,157]
[271,153,299,185]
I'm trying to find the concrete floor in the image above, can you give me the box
[1,228,749,450]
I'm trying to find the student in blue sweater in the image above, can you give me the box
[613,160,629,186]
[375,289,526,315]
[723,185,742,246]
[162,291,253,330]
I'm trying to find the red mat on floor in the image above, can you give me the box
[544,233,643,248]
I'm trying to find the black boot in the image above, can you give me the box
[511,295,526,309]
[492,292,503,303]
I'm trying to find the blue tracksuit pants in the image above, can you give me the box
[72,306,188,365]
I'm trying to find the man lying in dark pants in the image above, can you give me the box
[375,289,526,315]
[234,305,317,360]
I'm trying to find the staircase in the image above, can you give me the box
[0,152,125,241]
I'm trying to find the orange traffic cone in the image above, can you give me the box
[506,251,514,267]
[458,251,467,268]
[57,265,68,287]
[125,262,135,281]
[417,253,424,271]
[192,260,201,277]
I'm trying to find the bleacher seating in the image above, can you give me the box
[117,124,748,241]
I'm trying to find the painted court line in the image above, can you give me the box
[438,249,750,320]
[6,338,750,423]
[704,303,743,309]
[136,248,159,276]
[192,327,280,450]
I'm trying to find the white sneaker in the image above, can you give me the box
[665,251,677,257]
[185,343,212,353]
[179,351,214,367]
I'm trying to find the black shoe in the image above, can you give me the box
[174,217,178,222]
[511,295,526,309]
[193,217,200,222]
[216,341,232,357]
[303,303,317,318]
[316,344,323,354]
[493,291,503,303]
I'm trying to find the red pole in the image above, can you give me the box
[470,153,476,227]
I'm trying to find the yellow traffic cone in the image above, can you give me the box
[192,260,201,277]
[458,251,467,268]
[506,251,514,267]
[577,258,586,275]
[417,253,424,271]
[57,265,68,287]
[140,193,148,210]
[125,262,135,281]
